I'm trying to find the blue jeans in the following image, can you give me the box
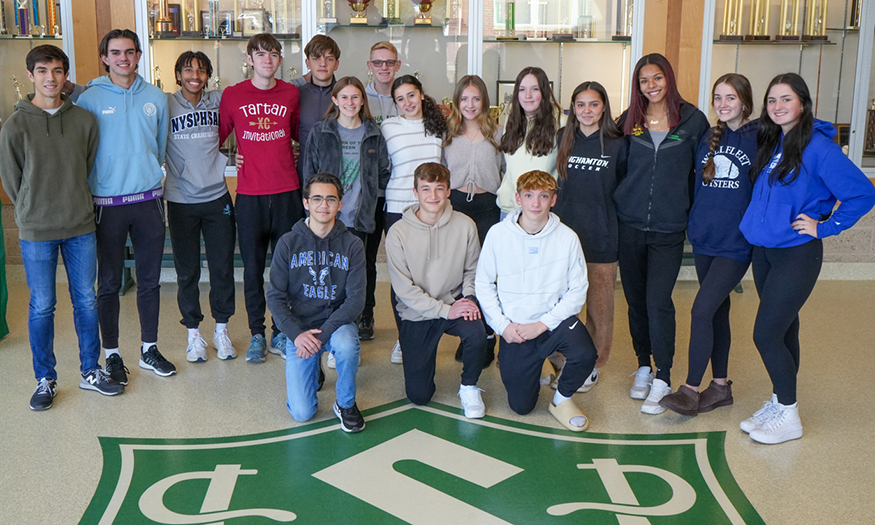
[285,323,360,422]
[21,232,100,380]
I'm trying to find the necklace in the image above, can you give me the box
[648,112,667,126]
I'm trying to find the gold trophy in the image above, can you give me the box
[11,74,24,100]
[45,1,57,36]
[182,0,202,36]
[849,0,863,29]
[745,0,770,41]
[382,0,400,23]
[803,0,828,42]
[414,0,432,25]
[719,0,743,41]
[319,0,337,24]
[155,0,176,37]
[1,0,8,35]
[775,0,801,41]
[349,0,369,24]
[612,0,633,41]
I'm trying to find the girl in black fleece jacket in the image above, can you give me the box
[552,81,627,392]
[614,54,709,415]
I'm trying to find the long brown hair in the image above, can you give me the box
[703,73,753,184]
[444,75,498,148]
[499,67,560,156]
[392,75,447,138]
[323,76,373,122]
[623,53,686,135]
[557,81,622,180]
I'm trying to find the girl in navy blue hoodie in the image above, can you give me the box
[659,74,756,417]
[614,54,710,414]
[739,73,875,445]
[552,81,627,392]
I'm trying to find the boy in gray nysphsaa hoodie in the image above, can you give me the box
[164,51,237,365]
[385,163,487,419]
[0,45,124,411]
[267,173,366,432]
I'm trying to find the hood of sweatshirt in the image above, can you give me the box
[14,94,76,137]
[399,200,454,260]
[85,74,148,113]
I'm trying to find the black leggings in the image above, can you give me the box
[685,254,749,387]
[751,240,822,406]
[617,223,685,384]
[450,190,500,248]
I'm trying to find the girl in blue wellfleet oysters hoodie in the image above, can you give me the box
[737,73,875,446]
[659,73,756,418]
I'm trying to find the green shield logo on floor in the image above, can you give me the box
[81,401,764,524]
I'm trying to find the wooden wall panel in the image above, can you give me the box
[641,0,704,104]
[71,0,100,83]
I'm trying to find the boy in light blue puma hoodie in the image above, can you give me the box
[75,29,176,384]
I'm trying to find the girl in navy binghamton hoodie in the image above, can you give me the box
[659,73,756,418]
[552,81,627,391]
[738,73,875,446]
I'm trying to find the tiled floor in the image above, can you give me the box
[1,278,873,524]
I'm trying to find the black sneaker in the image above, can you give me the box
[79,369,125,396]
[30,378,57,411]
[139,345,177,377]
[105,353,129,385]
[333,401,365,433]
[358,316,375,341]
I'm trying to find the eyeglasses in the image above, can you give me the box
[369,59,398,68]
[308,195,340,206]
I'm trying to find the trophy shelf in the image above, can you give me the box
[712,39,836,46]
[484,38,629,45]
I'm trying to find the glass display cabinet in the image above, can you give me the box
[136,0,645,126]
[0,0,74,124]
[699,0,875,172]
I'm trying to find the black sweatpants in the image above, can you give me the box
[385,211,404,336]
[235,190,304,337]
[450,190,500,248]
[95,199,165,348]
[498,315,597,415]
[617,222,685,384]
[398,316,486,405]
[752,240,822,406]
[361,196,386,320]
[167,192,236,329]
[686,254,750,387]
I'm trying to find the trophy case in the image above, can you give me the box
[316,0,472,107]
[703,0,875,171]
[0,0,72,124]
[138,0,304,94]
[482,0,641,123]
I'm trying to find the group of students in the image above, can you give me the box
[1,28,873,444]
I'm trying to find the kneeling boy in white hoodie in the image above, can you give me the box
[475,170,598,431]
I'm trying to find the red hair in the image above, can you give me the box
[623,53,687,135]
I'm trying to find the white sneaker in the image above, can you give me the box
[327,352,336,369]
[390,340,402,364]
[740,394,779,433]
[213,329,237,360]
[186,333,208,363]
[630,366,654,399]
[579,368,600,393]
[641,378,671,414]
[749,402,803,444]
[458,385,485,419]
